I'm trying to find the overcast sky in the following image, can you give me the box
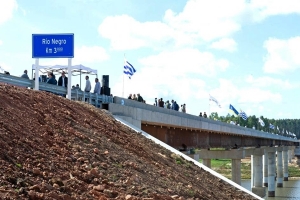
[1,0,300,119]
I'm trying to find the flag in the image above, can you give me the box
[229,104,239,116]
[209,94,221,108]
[123,60,136,79]
[239,110,248,120]
[258,118,265,127]
[269,123,275,129]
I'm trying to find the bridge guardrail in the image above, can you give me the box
[0,73,113,104]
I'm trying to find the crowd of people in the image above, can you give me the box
[127,95,189,113]
[127,94,210,115]
[20,69,102,95]
[128,93,146,103]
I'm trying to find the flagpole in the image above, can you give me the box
[122,73,124,98]
[208,101,211,118]
[123,53,126,98]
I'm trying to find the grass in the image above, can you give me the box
[199,158,300,180]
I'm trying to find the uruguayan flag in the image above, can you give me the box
[123,60,136,79]
[269,123,275,129]
[239,110,248,120]
[258,118,265,127]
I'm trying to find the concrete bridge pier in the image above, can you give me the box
[187,153,199,162]
[288,146,295,163]
[232,159,241,185]
[198,149,244,185]
[266,147,276,197]
[283,146,289,181]
[251,154,264,197]
[276,147,283,187]
[245,148,266,197]
[202,159,211,168]
[263,150,268,187]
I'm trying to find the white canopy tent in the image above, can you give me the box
[31,64,98,88]
[32,63,98,99]
[31,64,97,75]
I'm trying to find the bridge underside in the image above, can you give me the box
[141,122,296,149]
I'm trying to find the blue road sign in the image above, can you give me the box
[32,34,74,58]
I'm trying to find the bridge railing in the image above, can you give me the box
[0,73,113,104]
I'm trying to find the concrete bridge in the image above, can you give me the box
[109,97,298,148]
[109,97,299,198]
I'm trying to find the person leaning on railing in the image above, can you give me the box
[21,70,29,79]
[46,73,57,85]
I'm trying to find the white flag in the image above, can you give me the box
[258,118,265,127]
[209,94,221,108]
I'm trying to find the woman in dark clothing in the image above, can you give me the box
[47,73,57,85]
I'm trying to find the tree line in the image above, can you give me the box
[209,112,299,139]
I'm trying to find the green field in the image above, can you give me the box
[199,159,300,180]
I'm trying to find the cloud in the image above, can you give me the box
[75,46,109,64]
[0,0,17,25]
[0,62,12,73]
[139,48,230,77]
[238,87,282,104]
[245,75,296,89]
[98,0,300,51]
[39,45,109,66]
[98,15,174,50]
[263,37,300,74]
[98,0,244,50]
[209,38,237,52]
[163,0,244,42]
[249,0,300,22]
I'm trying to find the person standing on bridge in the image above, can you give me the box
[182,104,186,113]
[21,70,29,79]
[94,78,101,95]
[84,76,91,93]
[46,73,57,85]
[58,71,68,97]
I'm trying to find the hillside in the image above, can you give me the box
[0,83,257,200]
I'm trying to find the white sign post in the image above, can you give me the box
[34,58,39,90]
[67,58,72,99]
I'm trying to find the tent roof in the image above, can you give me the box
[32,64,97,75]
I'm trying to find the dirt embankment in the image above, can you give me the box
[0,83,257,200]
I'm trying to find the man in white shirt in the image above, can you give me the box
[84,76,91,102]
[84,76,91,92]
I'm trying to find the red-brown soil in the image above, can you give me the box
[0,83,257,200]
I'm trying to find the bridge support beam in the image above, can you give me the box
[266,147,276,197]
[276,147,283,187]
[283,147,289,181]
[263,150,268,187]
